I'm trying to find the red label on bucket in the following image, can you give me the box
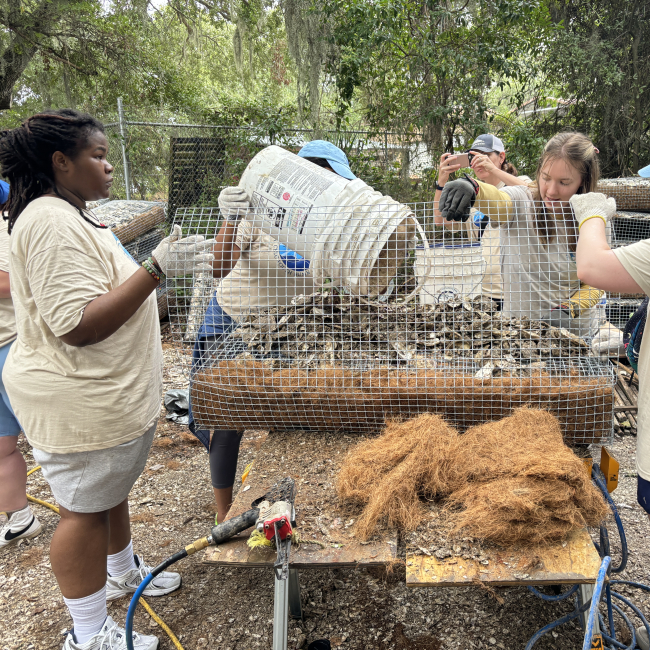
[282,192,291,201]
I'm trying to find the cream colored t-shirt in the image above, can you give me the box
[0,219,16,347]
[496,185,603,337]
[217,218,318,318]
[3,197,163,453]
[613,242,650,480]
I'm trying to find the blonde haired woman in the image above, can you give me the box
[439,132,605,336]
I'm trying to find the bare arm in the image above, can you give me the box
[212,221,242,279]
[576,218,644,293]
[60,267,160,347]
[434,153,464,229]
[0,271,10,299]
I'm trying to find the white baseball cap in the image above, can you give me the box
[468,134,505,154]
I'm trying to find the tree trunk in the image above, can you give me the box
[0,35,38,109]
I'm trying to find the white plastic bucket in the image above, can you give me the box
[414,242,487,304]
[238,145,421,296]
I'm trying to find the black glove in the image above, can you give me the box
[439,174,479,222]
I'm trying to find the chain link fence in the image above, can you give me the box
[103,109,437,218]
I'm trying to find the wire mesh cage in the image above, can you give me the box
[597,178,650,212]
[167,185,616,445]
[91,200,167,245]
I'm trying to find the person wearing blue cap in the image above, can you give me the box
[639,163,650,179]
[295,140,357,180]
[188,141,356,524]
[0,178,45,553]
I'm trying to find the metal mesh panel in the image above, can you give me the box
[124,228,165,263]
[167,198,615,444]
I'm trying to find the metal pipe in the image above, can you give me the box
[117,98,131,200]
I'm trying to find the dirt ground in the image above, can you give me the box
[2,329,649,650]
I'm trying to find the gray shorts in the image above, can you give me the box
[33,422,157,513]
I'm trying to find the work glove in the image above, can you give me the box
[152,225,215,277]
[540,308,574,330]
[591,323,625,359]
[439,174,479,222]
[218,186,251,222]
[570,192,616,230]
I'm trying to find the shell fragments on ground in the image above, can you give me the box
[335,408,608,547]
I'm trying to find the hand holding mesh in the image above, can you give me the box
[152,225,215,277]
[570,192,616,230]
[218,187,251,222]
[439,175,478,222]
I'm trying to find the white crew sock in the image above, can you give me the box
[63,585,107,645]
[107,539,137,577]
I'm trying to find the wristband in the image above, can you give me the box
[435,183,445,192]
[578,215,607,230]
[142,257,163,283]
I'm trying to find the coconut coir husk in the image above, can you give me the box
[337,413,459,539]
[336,407,608,546]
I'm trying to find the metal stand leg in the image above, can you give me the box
[579,583,601,634]
[288,568,303,620]
[273,574,289,650]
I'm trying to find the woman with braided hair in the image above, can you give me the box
[0,109,215,650]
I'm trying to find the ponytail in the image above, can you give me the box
[501,160,518,176]
[0,109,106,233]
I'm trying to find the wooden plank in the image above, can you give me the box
[204,429,398,568]
[406,528,601,588]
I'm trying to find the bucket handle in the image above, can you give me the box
[398,216,430,305]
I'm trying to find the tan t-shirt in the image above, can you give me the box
[217,218,318,318]
[0,219,16,347]
[3,197,163,453]
[495,185,603,337]
[613,242,650,480]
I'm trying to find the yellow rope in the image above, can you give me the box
[26,465,184,650]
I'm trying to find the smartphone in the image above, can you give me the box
[449,152,470,168]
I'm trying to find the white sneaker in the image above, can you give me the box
[62,615,158,650]
[0,505,43,552]
[637,625,650,650]
[106,554,181,601]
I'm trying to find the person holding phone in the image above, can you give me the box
[438,131,605,337]
[434,134,530,309]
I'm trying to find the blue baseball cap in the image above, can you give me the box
[0,180,8,205]
[639,164,650,178]
[297,140,356,180]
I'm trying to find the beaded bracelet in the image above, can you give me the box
[142,257,163,283]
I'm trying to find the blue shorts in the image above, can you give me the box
[0,340,21,438]
[638,475,650,515]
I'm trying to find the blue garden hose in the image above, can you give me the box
[126,550,189,650]
[582,555,612,650]
[527,584,579,602]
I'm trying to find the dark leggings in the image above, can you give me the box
[209,429,244,489]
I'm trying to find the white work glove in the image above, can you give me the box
[570,193,616,230]
[152,225,215,277]
[218,186,250,222]
[591,323,625,359]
